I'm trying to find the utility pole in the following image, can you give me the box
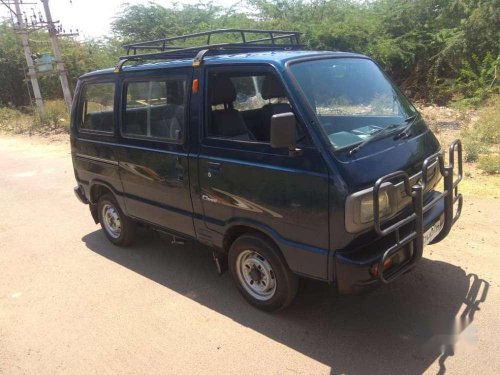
[41,0,73,114]
[11,0,45,118]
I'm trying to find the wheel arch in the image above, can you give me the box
[88,180,129,219]
[221,222,292,273]
[223,224,279,255]
[89,180,121,204]
[221,219,329,281]
[90,184,112,204]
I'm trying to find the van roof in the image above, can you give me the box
[80,50,368,79]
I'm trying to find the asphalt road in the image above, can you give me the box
[1,135,499,375]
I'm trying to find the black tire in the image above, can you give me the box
[97,194,136,246]
[228,233,298,311]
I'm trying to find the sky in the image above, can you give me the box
[0,0,241,39]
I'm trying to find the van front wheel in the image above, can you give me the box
[229,233,298,311]
[97,194,136,246]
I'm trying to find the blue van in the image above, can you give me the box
[71,29,463,311]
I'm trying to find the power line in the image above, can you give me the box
[41,0,73,114]
[1,0,78,117]
[4,0,46,118]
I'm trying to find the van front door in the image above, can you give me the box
[117,71,195,237]
[197,68,330,279]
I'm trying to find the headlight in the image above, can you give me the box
[359,190,392,223]
[345,183,399,232]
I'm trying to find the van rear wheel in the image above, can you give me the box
[97,194,136,246]
[229,233,298,311]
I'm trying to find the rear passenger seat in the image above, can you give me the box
[151,104,184,139]
[123,104,184,139]
[83,111,114,132]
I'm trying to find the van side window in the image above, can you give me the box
[207,73,291,142]
[123,78,187,141]
[78,82,115,133]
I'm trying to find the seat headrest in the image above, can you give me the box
[261,75,287,100]
[210,75,237,105]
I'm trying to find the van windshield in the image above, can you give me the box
[289,58,417,149]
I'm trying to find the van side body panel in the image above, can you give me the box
[71,76,129,214]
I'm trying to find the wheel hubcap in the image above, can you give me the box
[236,250,276,301]
[102,203,122,239]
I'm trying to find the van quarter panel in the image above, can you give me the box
[71,78,125,211]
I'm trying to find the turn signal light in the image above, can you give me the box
[372,258,393,277]
[192,79,199,93]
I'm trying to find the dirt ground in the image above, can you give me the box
[0,133,499,375]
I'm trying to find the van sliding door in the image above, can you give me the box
[116,69,196,237]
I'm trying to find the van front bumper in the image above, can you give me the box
[335,140,463,294]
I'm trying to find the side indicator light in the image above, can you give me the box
[192,79,199,93]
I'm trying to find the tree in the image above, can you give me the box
[0,23,30,106]
[1,0,498,107]
[111,2,256,44]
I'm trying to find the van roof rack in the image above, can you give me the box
[115,29,302,72]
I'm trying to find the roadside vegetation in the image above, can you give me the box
[0,100,69,135]
[462,96,500,175]
[417,95,500,187]
[0,0,498,176]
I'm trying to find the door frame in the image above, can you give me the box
[113,67,197,237]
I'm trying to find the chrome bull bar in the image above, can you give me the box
[372,139,463,284]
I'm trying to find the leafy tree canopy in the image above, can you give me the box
[1,0,498,107]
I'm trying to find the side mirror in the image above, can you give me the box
[270,112,297,150]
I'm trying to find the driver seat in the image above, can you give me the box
[209,75,255,141]
[260,76,292,141]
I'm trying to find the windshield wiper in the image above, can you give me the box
[348,124,401,156]
[395,113,419,139]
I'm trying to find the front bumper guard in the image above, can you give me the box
[372,139,463,284]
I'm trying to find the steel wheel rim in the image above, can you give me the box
[102,203,122,239]
[236,249,276,301]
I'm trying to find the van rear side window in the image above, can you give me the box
[123,78,187,141]
[78,82,115,133]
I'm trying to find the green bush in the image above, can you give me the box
[474,103,500,145]
[41,100,69,129]
[452,53,500,107]
[0,105,33,133]
[463,139,486,163]
[478,155,500,175]
[461,95,500,170]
